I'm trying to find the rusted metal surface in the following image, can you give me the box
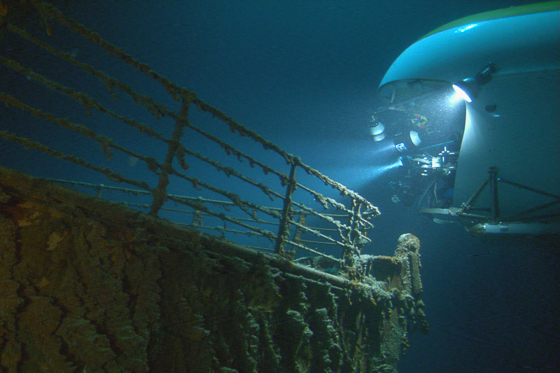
[0,166,427,372]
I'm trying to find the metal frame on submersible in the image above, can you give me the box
[421,166,560,235]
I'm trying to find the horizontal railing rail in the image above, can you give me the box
[0,3,380,276]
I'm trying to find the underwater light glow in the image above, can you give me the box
[452,83,473,102]
[449,87,468,104]
[367,157,403,183]
[452,63,497,102]
[367,140,405,182]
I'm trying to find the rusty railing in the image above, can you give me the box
[0,3,380,271]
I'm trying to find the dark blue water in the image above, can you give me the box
[1,1,558,372]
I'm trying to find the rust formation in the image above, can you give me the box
[0,3,428,371]
[0,167,427,372]
[0,2,378,266]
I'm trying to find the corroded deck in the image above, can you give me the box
[0,166,427,372]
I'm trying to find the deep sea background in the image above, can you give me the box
[1,1,559,372]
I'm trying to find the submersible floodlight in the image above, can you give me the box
[393,130,422,153]
[369,121,386,141]
[452,63,497,102]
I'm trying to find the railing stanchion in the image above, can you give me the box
[275,162,297,257]
[150,98,189,215]
[0,4,382,273]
